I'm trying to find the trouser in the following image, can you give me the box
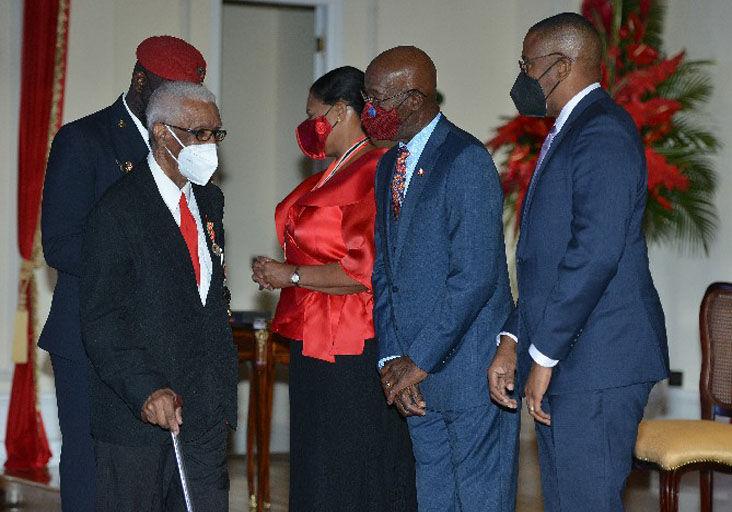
[50,353,96,512]
[406,402,520,511]
[535,382,654,512]
[94,420,229,512]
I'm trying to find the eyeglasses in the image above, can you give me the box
[360,88,425,106]
[518,52,568,74]
[166,124,227,142]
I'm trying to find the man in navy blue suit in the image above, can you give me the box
[40,36,206,511]
[364,46,519,511]
[488,13,669,512]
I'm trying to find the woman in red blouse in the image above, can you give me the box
[251,67,416,511]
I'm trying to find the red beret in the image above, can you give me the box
[136,35,206,83]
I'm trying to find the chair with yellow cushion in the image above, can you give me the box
[635,282,732,512]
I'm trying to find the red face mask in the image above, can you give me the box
[360,102,401,141]
[295,107,334,160]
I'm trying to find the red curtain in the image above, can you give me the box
[5,0,70,475]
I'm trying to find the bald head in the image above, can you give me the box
[366,46,437,98]
[363,46,440,141]
[527,12,602,81]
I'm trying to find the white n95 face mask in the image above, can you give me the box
[165,125,219,185]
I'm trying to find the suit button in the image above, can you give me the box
[516,257,524,265]
[392,286,399,292]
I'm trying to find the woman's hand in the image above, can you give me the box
[251,256,274,290]
[251,256,295,290]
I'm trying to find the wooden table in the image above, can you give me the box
[231,319,290,511]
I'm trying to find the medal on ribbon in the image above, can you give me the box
[206,220,223,257]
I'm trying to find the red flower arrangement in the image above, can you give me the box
[488,0,718,252]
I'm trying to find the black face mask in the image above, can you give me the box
[510,59,563,117]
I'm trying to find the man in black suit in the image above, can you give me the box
[40,35,206,511]
[80,81,236,511]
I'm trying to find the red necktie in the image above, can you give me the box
[179,193,200,285]
[391,145,409,219]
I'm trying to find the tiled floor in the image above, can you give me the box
[4,421,732,511]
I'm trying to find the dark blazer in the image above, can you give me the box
[504,87,670,394]
[40,95,148,361]
[80,160,238,446]
[373,116,513,411]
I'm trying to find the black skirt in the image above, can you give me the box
[288,338,418,512]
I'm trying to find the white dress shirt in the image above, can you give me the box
[500,82,601,368]
[147,153,213,305]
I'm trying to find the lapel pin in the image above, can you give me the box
[417,168,425,176]
[121,161,134,173]
[117,119,126,128]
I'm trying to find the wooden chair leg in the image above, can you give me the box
[660,469,681,512]
[262,353,276,508]
[700,469,713,512]
[255,346,275,510]
[246,362,257,509]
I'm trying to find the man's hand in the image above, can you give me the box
[488,336,518,409]
[524,363,553,426]
[141,388,183,434]
[393,384,427,417]
[380,356,428,405]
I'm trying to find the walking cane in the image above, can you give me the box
[171,394,193,512]
[172,431,195,512]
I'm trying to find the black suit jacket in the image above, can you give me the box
[41,95,148,361]
[80,160,238,446]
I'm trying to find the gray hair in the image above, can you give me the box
[145,81,218,129]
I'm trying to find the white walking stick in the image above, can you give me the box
[172,431,195,512]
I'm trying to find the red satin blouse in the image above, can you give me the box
[271,147,387,362]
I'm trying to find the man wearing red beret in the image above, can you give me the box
[40,35,207,512]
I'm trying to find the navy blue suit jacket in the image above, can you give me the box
[40,95,148,361]
[373,116,513,411]
[504,88,670,394]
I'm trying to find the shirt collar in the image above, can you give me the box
[553,82,601,134]
[147,153,192,216]
[401,112,442,154]
[122,93,150,148]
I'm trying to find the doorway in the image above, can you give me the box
[220,1,315,313]
[219,0,317,456]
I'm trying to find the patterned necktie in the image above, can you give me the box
[179,193,200,285]
[391,145,409,219]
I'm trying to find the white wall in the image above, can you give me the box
[649,0,732,392]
